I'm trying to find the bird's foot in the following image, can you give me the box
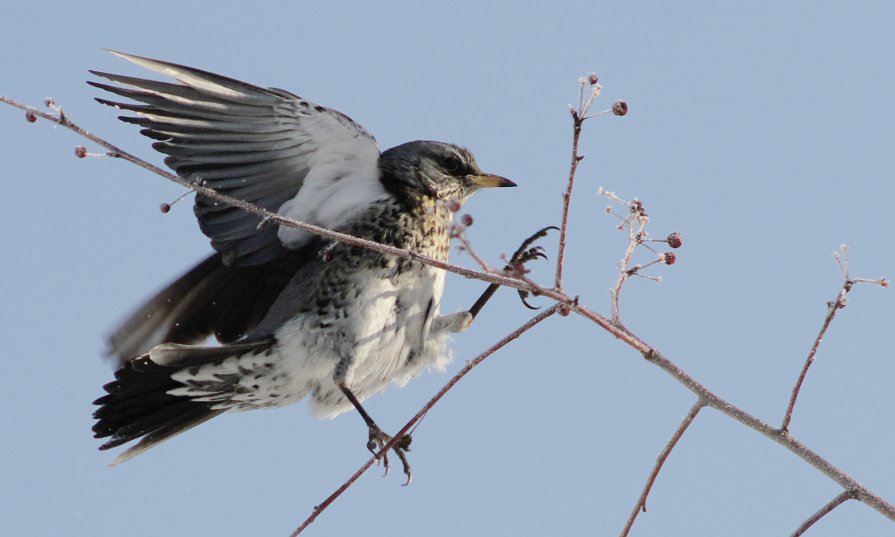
[367,424,413,485]
[507,226,557,308]
[433,310,474,334]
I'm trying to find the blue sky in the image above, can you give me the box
[1,1,893,536]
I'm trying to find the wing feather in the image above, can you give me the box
[90,51,382,265]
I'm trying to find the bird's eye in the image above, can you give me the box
[443,155,463,174]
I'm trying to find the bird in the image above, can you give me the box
[88,51,517,476]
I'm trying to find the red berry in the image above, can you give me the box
[74,146,88,158]
[588,74,599,86]
[667,232,683,248]
[159,203,171,213]
[612,101,628,116]
[661,252,676,265]
[461,214,474,227]
[25,110,37,123]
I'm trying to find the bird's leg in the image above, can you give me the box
[466,226,558,320]
[337,382,413,484]
[432,227,555,335]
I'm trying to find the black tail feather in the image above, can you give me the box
[93,357,224,462]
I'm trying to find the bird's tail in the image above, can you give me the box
[94,339,275,464]
[92,354,228,465]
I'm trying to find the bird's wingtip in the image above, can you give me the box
[110,448,137,466]
[101,50,177,77]
[103,49,133,62]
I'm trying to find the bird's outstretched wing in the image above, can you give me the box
[89,50,384,266]
[92,52,390,363]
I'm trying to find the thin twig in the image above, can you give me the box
[610,232,637,324]
[555,76,621,292]
[0,96,537,295]
[561,299,895,522]
[555,107,585,291]
[619,401,705,537]
[452,266,895,522]
[609,199,648,325]
[451,225,496,274]
[781,247,888,433]
[790,490,857,537]
[781,280,850,432]
[291,304,561,536]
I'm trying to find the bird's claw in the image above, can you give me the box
[367,425,413,485]
[518,290,541,310]
[507,226,557,309]
[508,226,558,264]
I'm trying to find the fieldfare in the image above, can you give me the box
[89,52,516,476]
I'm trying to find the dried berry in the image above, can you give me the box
[25,110,37,123]
[461,214,474,227]
[74,146,88,158]
[159,203,171,213]
[661,252,677,265]
[667,232,683,248]
[612,100,628,116]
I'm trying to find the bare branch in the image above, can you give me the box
[0,95,537,295]
[599,193,681,325]
[555,106,585,291]
[781,246,890,432]
[561,299,895,521]
[781,281,848,433]
[790,490,857,537]
[290,304,561,536]
[450,215,498,273]
[555,75,615,291]
[606,195,649,325]
[620,401,705,537]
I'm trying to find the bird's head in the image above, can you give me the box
[378,141,515,205]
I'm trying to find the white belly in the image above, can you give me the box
[269,264,451,418]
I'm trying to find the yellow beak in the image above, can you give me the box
[470,173,517,188]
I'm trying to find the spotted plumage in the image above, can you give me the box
[89,52,515,466]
